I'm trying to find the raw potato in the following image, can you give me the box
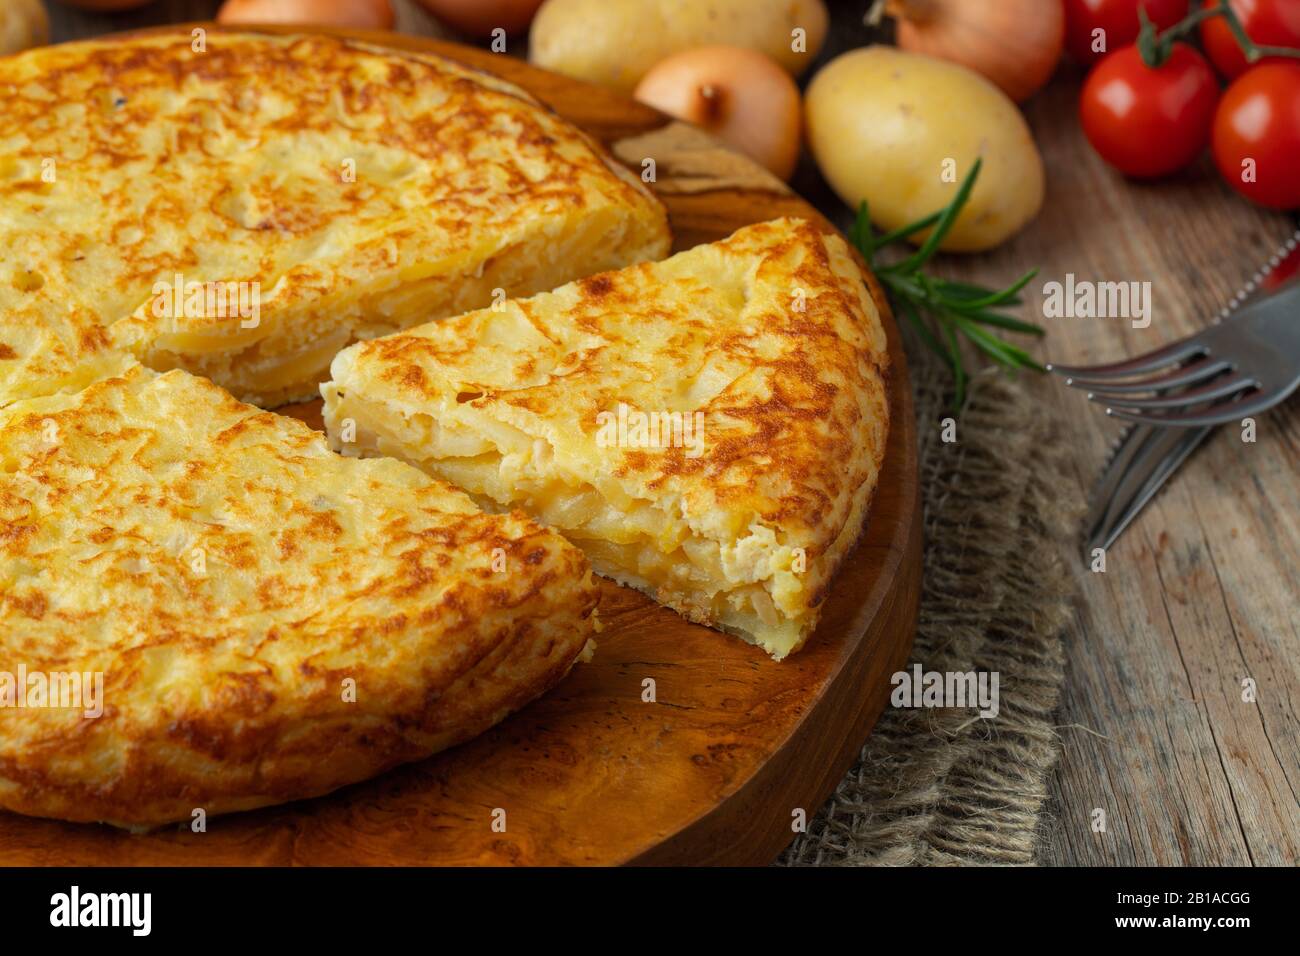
[530,0,827,94]
[806,46,1044,253]
[0,0,48,58]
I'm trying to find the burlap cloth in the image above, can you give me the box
[778,341,1081,866]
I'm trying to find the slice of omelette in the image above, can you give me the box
[321,218,890,658]
[0,30,669,408]
[0,363,598,828]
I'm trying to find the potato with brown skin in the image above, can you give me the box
[806,46,1045,253]
[530,0,827,94]
[0,0,48,57]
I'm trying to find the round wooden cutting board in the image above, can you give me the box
[0,28,920,866]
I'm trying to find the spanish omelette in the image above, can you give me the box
[0,362,598,828]
[322,218,890,658]
[0,30,669,407]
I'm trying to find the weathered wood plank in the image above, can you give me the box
[935,69,1299,866]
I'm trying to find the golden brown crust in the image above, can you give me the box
[0,364,598,827]
[323,219,889,655]
[0,29,668,406]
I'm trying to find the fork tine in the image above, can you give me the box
[1220,387,1297,422]
[1082,359,1233,398]
[1084,425,1161,532]
[1047,339,1207,382]
[1098,374,1255,411]
[1084,426,1212,556]
[1084,427,1182,552]
[1106,384,1272,427]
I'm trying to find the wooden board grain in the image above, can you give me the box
[0,27,920,866]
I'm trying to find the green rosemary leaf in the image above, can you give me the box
[851,200,874,259]
[844,155,1044,411]
[940,269,1038,310]
[899,296,948,364]
[951,315,1045,371]
[958,309,1047,336]
[877,271,926,303]
[943,320,967,410]
[954,322,1025,367]
[871,209,944,251]
[933,279,1011,302]
[886,157,984,274]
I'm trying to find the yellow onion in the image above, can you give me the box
[413,0,544,37]
[216,0,395,29]
[634,46,802,181]
[872,0,1065,102]
[58,1,152,10]
[0,0,48,57]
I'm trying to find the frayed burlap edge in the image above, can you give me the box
[778,347,1081,866]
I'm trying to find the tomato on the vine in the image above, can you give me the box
[1201,0,1300,79]
[1064,0,1191,65]
[1212,62,1300,208]
[1080,43,1220,177]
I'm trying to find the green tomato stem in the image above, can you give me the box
[1142,0,1300,69]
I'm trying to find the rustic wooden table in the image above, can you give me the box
[44,0,1298,866]
[963,81,1299,868]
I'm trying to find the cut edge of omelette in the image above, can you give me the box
[321,218,891,659]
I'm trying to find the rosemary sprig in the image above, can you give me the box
[849,158,1044,410]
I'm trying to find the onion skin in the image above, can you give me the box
[414,0,545,37]
[216,0,396,29]
[0,0,48,56]
[57,1,152,10]
[634,46,802,181]
[883,0,1065,102]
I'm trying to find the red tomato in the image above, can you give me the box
[1263,246,1300,288]
[1212,62,1300,208]
[1081,44,1220,177]
[1064,0,1190,64]
[1201,0,1300,79]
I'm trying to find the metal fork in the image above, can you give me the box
[1077,422,1211,555]
[1049,230,1300,556]
[1048,272,1300,427]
